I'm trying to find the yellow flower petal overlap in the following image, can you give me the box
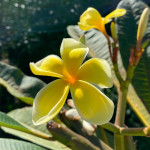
[30,38,114,125]
[78,7,126,34]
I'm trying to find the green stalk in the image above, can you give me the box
[103,32,113,60]
[104,31,138,150]
[114,65,135,150]
[114,134,125,150]
[120,127,150,136]
[115,87,128,126]
[114,88,127,150]
[101,122,119,133]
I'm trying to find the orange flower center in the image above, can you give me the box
[67,76,76,85]
[63,69,77,85]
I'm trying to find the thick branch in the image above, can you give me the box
[47,122,101,150]
[120,127,150,136]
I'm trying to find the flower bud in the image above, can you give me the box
[137,7,149,41]
[111,22,117,41]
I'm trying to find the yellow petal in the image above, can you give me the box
[30,55,63,78]
[60,38,89,76]
[104,9,126,24]
[77,58,113,88]
[32,79,69,125]
[70,80,114,125]
[79,7,102,31]
[78,22,94,31]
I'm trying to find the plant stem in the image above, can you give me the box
[114,88,127,150]
[101,123,150,136]
[101,122,119,133]
[47,122,101,150]
[114,65,135,150]
[114,134,125,150]
[115,87,128,126]
[113,63,123,84]
[104,32,113,60]
[120,127,150,136]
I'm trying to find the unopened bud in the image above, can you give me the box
[137,7,149,41]
[111,22,117,41]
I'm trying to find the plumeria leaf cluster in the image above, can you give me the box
[116,0,150,110]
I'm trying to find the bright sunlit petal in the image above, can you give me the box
[77,58,113,88]
[70,80,114,125]
[60,38,89,75]
[32,79,69,125]
[30,55,63,78]
[78,22,94,31]
[104,9,126,24]
[79,7,102,30]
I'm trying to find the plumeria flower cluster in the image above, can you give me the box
[78,7,126,35]
[30,38,114,125]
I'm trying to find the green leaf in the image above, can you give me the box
[0,110,52,139]
[2,107,71,150]
[116,0,150,111]
[2,128,70,150]
[0,62,45,105]
[67,25,150,126]
[0,138,47,150]
[8,107,50,136]
[0,111,29,133]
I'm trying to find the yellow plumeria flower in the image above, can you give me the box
[30,38,114,125]
[78,7,126,35]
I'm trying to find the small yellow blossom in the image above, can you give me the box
[30,38,114,125]
[78,7,126,35]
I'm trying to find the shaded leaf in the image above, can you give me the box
[0,62,46,104]
[0,138,47,150]
[116,0,150,111]
[8,107,50,136]
[2,107,71,150]
[0,111,29,133]
[67,25,150,126]
[2,128,70,150]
